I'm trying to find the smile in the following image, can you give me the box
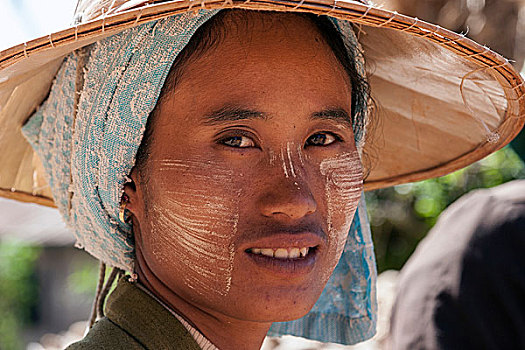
[241,231,323,277]
[247,247,311,259]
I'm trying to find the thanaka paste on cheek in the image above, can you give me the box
[286,142,298,178]
[320,151,363,276]
[145,158,239,297]
[297,143,306,166]
[279,142,302,179]
[268,150,277,166]
[280,148,290,178]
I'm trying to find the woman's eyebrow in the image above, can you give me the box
[201,106,351,127]
[202,106,269,125]
[310,108,352,127]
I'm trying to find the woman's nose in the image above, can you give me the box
[257,179,317,220]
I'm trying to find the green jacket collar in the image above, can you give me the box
[105,277,202,349]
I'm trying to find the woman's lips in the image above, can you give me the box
[242,232,323,277]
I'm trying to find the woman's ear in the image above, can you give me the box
[122,167,142,218]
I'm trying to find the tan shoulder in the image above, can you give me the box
[66,318,144,350]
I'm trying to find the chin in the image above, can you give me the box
[219,286,323,323]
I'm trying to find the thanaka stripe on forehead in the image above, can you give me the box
[202,105,352,127]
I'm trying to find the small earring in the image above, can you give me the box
[119,194,130,223]
[128,272,138,283]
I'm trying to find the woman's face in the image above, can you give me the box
[130,12,363,323]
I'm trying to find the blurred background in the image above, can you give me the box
[0,0,524,349]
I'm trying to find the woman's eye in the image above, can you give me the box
[306,132,338,146]
[221,136,255,148]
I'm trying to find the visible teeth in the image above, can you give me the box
[260,249,275,257]
[274,248,288,258]
[251,247,311,259]
[300,247,308,257]
[289,248,300,259]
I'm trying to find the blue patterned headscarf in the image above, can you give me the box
[22,10,376,345]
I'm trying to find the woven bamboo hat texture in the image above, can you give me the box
[0,0,524,208]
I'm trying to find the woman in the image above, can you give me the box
[0,0,523,349]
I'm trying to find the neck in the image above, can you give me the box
[135,247,271,350]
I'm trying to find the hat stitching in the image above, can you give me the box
[376,11,396,27]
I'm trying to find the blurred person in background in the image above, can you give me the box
[388,176,525,350]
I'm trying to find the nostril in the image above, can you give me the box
[258,187,317,219]
[272,203,316,219]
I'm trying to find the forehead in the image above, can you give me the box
[154,11,352,132]
[178,11,349,84]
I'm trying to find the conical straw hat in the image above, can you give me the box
[0,0,523,208]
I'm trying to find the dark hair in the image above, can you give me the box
[135,10,370,177]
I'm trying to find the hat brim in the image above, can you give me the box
[0,0,523,207]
